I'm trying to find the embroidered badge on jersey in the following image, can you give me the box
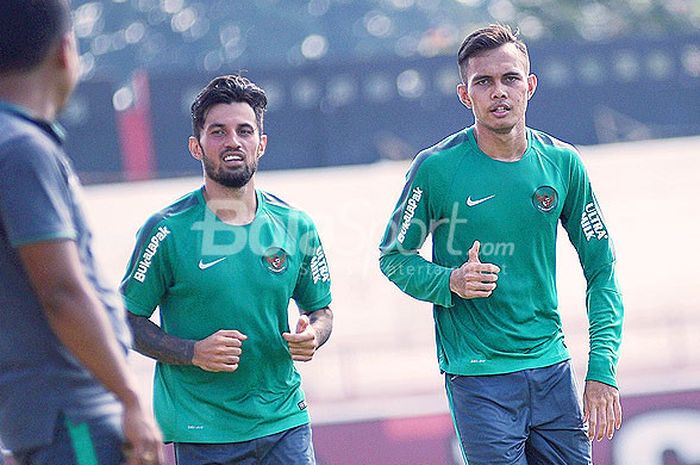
[532,186,558,213]
[262,247,289,273]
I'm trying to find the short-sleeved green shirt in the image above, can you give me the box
[121,188,332,443]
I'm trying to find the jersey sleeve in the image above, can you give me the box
[0,136,76,246]
[378,154,455,308]
[119,219,173,318]
[292,215,332,312]
[560,150,624,388]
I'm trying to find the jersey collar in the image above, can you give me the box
[0,100,66,144]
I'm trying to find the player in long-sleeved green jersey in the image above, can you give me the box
[379,24,623,465]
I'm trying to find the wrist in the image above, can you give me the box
[191,340,202,366]
[448,268,458,293]
[118,386,143,410]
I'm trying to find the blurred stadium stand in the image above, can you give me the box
[71,0,700,80]
[62,0,700,182]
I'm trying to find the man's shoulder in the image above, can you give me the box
[408,128,471,180]
[0,117,62,169]
[419,128,470,162]
[138,190,202,237]
[0,106,59,143]
[528,128,584,174]
[260,190,314,224]
[529,128,580,156]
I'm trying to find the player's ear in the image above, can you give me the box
[188,136,203,161]
[527,73,538,100]
[54,32,79,86]
[457,83,472,108]
[256,134,267,160]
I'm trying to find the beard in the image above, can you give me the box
[202,151,257,189]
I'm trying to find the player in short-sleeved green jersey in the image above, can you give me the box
[121,188,331,442]
[120,75,332,465]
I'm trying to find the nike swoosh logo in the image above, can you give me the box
[466,194,495,207]
[198,257,227,270]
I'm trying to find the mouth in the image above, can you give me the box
[222,152,245,163]
[490,103,511,117]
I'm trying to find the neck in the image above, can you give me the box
[202,177,258,225]
[473,122,528,162]
[0,71,61,121]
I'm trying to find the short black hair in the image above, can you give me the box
[190,74,268,138]
[0,0,72,74]
[457,24,529,81]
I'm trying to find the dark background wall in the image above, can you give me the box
[60,34,700,182]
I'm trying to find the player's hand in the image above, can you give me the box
[449,241,501,299]
[192,329,247,372]
[122,399,164,465]
[583,380,623,441]
[283,315,318,362]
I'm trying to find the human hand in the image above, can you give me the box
[449,241,501,299]
[583,380,623,441]
[282,315,318,362]
[122,400,164,465]
[192,329,247,372]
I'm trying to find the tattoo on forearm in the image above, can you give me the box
[307,307,333,348]
[127,313,195,365]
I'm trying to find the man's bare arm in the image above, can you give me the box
[307,307,333,348]
[283,307,333,362]
[19,240,163,464]
[127,313,195,365]
[127,313,246,372]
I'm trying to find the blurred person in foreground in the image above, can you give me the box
[379,24,623,464]
[120,74,333,465]
[0,1,163,464]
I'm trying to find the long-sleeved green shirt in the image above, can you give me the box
[379,126,623,387]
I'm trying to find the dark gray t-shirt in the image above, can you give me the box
[0,103,132,451]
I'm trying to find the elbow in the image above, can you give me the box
[126,312,150,351]
[379,250,407,282]
[126,311,144,328]
[38,278,92,321]
[584,261,619,291]
[306,307,333,327]
[378,251,393,279]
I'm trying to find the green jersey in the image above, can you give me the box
[121,188,332,443]
[379,127,623,387]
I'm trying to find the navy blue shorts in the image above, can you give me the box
[12,413,124,465]
[174,424,315,465]
[445,360,591,465]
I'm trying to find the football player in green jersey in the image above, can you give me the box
[379,24,623,465]
[121,75,333,465]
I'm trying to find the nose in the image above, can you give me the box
[491,81,507,99]
[224,132,242,149]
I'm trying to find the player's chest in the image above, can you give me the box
[440,162,566,229]
[170,221,302,295]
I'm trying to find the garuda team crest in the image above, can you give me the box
[532,186,558,213]
[262,247,289,273]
